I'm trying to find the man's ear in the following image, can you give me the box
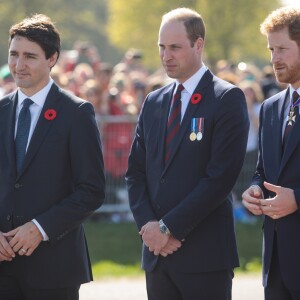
[195,37,204,52]
[48,52,58,69]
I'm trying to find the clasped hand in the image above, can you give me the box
[242,181,298,219]
[0,221,43,261]
[139,221,182,257]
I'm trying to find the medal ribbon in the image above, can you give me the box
[191,118,197,133]
[198,118,204,134]
[291,96,300,109]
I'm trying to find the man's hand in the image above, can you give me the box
[0,231,15,261]
[159,236,182,257]
[242,185,263,215]
[260,182,298,219]
[139,221,169,255]
[3,221,43,256]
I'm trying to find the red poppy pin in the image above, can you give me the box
[44,109,57,121]
[191,93,202,105]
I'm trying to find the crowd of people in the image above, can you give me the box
[0,36,283,210]
[1,5,300,300]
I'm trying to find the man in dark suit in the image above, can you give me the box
[0,14,105,300]
[242,7,300,300]
[126,8,249,300]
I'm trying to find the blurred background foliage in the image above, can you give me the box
[0,0,281,70]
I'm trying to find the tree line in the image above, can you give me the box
[0,0,282,69]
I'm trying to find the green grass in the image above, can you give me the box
[84,217,263,278]
[235,217,263,273]
[84,221,143,278]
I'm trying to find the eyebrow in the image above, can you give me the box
[158,43,180,47]
[9,50,39,57]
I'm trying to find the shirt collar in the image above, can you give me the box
[289,85,300,101]
[17,78,54,108]
[175,64,207,95]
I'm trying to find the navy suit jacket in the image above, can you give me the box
[0,83,105,288]
[252,88,300,290]
[126,70,249,273]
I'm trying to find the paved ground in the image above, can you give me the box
[80,274,264,300]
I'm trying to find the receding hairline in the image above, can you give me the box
[160,7,206,43]
[161,7,202,25]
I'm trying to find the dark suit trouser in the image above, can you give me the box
[265,234,300,300]
[146,257,233,300]
[0,256,80,300]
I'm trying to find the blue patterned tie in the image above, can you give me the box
[15,98,33,174]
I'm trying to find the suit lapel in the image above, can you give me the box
[163,70,212,171]
[1,93,18,175]
[271,90,288,179]
[280,89,300,172]
[17,84,63,178]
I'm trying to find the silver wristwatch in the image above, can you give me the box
[159,219,171,235]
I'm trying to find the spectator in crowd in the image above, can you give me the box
[0,14,105,299]
[126,7,249,299]
[260,64,284,98]
[113,48,148,77]
[233,80,264,202]
[79,78,105,115]
[72,40,101,72]
[0,64,16,97]
[102,88,134,203]
[242,6,300,299]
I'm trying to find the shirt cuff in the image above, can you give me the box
[32,219,49,241]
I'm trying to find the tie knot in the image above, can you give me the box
[292,91,299,104]
[176,84,184,95]
[22,98,33,109]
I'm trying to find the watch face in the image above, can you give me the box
[160,224,167,233]
[159,222,170,235]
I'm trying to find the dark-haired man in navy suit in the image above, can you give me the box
[126,7,249,300]
[0,14,105,300]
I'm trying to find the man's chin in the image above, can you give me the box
[165,71,176,79]
[274,73,287,84]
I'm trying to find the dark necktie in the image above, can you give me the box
[165,84,184,162]
[15,98,33,174]
[283,91,299,148]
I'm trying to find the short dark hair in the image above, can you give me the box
[9,14,61,61]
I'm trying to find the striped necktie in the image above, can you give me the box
[165,84,184,162]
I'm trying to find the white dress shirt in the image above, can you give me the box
[172,64,207,122]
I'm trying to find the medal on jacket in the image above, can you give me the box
[287,108,296,126]
[190,118,197,141]
[287,95,300,126]
[197,118,204,141]
[190,118,204,141]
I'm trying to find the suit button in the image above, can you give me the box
[15,183,21,189]
[160,178,165,184]
[6,215,11,221]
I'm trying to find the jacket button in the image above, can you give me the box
[14,183,21,189]
[160,178,165,184]
[6,215,11,221]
